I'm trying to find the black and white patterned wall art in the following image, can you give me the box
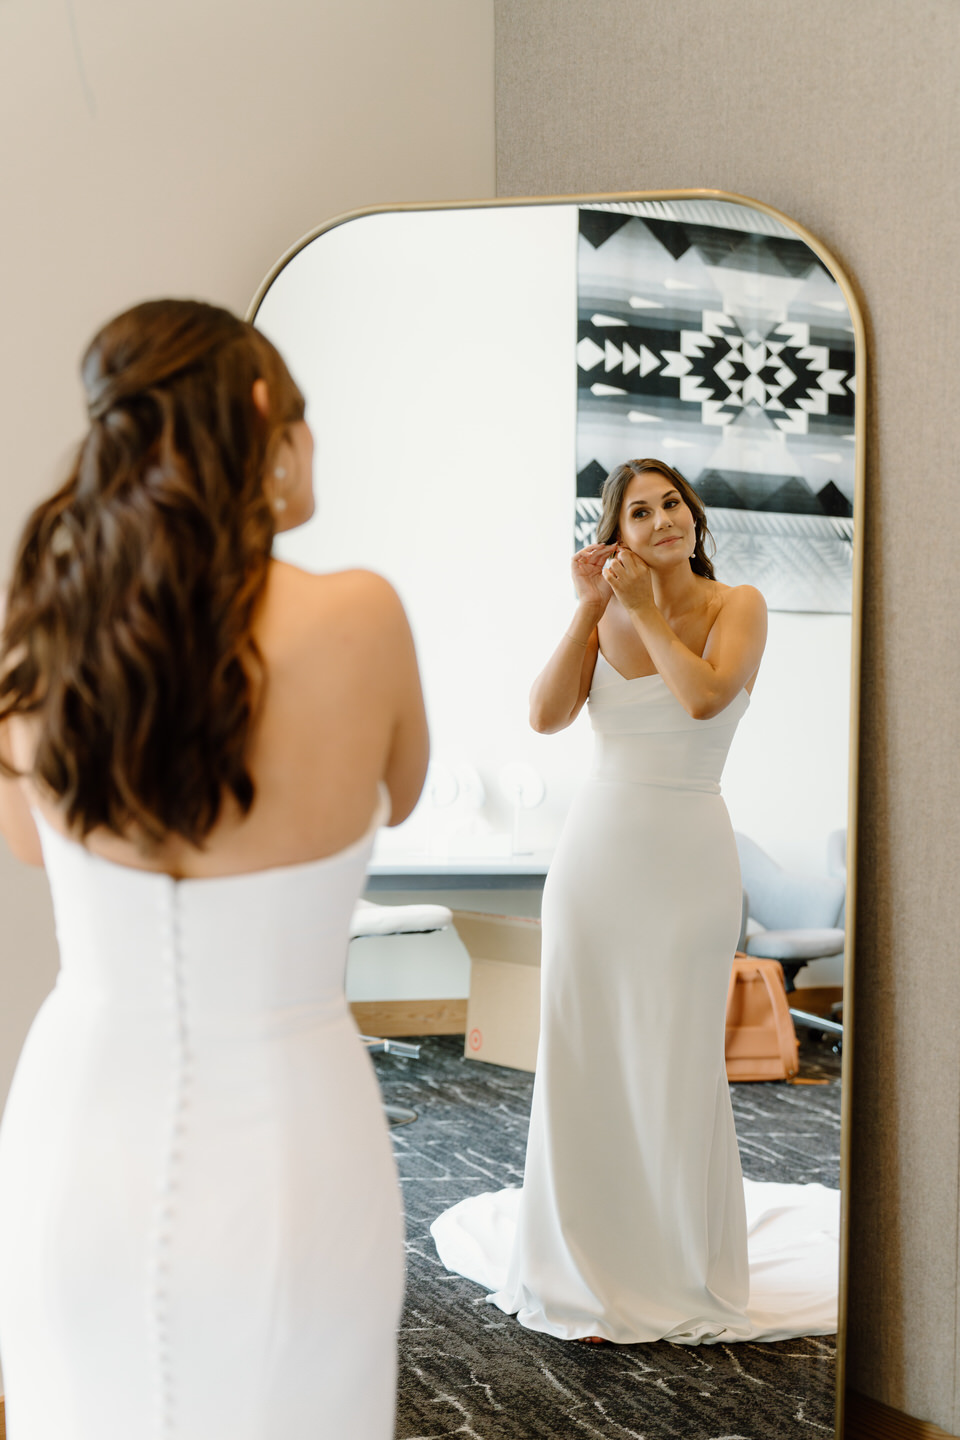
[575,200,856,613]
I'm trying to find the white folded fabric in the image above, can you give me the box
[349,899,453,939]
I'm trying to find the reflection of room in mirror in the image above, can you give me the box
[575,199,855,615]
[257,206,584,864]
[249,194,859,1434]
[497,761,545,855]
[378,757,518,861]
[254,200,854,899]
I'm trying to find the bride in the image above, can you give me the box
[431,457,839,1345]
[0,299,428,1437]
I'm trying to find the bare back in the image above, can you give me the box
[1,561,428,877]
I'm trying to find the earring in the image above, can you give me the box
[274,465,286,480]
[273,496,288,514]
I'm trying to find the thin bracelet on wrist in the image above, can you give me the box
[565,631,588,648]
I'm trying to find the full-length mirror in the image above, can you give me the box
[250,192,863,1439]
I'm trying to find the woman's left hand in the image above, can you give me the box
[604,546,655,614]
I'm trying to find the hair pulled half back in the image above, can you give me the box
[0,299,305,845]
[595,458,716,580]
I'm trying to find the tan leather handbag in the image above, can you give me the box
[724,955,799,1082]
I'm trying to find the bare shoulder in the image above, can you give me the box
[265,563,406,636]
[273,562,401,614]
[715,581,766,609]
[713,582,767,624]
[261,564,413,684]
[329,568,405,615]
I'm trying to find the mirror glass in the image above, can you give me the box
[251,193,862,1436]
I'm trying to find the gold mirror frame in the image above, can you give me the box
[249,189,865,1438]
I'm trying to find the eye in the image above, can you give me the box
[665,499,679,508]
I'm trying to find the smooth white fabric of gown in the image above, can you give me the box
[0,789,403,1440]
[431,655,839,1344]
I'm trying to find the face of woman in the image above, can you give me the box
[616,471,696,565]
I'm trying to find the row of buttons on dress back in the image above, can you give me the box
[146,880,189,1437]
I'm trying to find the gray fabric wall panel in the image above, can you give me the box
[494,0,960,1427]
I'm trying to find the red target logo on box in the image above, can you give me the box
[468,1028,483,1052]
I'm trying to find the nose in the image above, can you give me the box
[653,508,672,529]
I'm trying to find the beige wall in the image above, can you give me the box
[0,0,494,1104]
[494,0,960,1427]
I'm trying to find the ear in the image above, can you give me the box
[251,378,270,417]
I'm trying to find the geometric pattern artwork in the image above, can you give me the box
[576,200,858,612]
[576,315,854,440]
[698,508,854,614]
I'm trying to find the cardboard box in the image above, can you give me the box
[453,910,542,1072]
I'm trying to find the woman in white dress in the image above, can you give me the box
[0,299,428,1438]
[432,457,839,1344]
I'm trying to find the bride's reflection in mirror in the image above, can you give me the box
[431,455,839,1345]
[251,193,859,1434]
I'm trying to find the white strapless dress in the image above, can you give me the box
[432,655,839,1344]
[0,789,404,1439]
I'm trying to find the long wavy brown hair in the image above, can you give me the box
[0,299,305,846]
[595,458,716,580]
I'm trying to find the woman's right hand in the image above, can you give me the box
[571,543,618,614]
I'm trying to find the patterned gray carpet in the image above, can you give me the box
[371,1035,841,1440]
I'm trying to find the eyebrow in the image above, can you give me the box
[630,489,680,506]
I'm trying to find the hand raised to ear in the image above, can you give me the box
[604,546,656,614]
[570,543,618,614]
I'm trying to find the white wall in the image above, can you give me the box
[725,611,851,985]
[260,204,587,855]
[0,0,495,1108]
[725,612,851,873]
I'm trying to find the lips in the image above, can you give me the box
[655,536,681,546]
